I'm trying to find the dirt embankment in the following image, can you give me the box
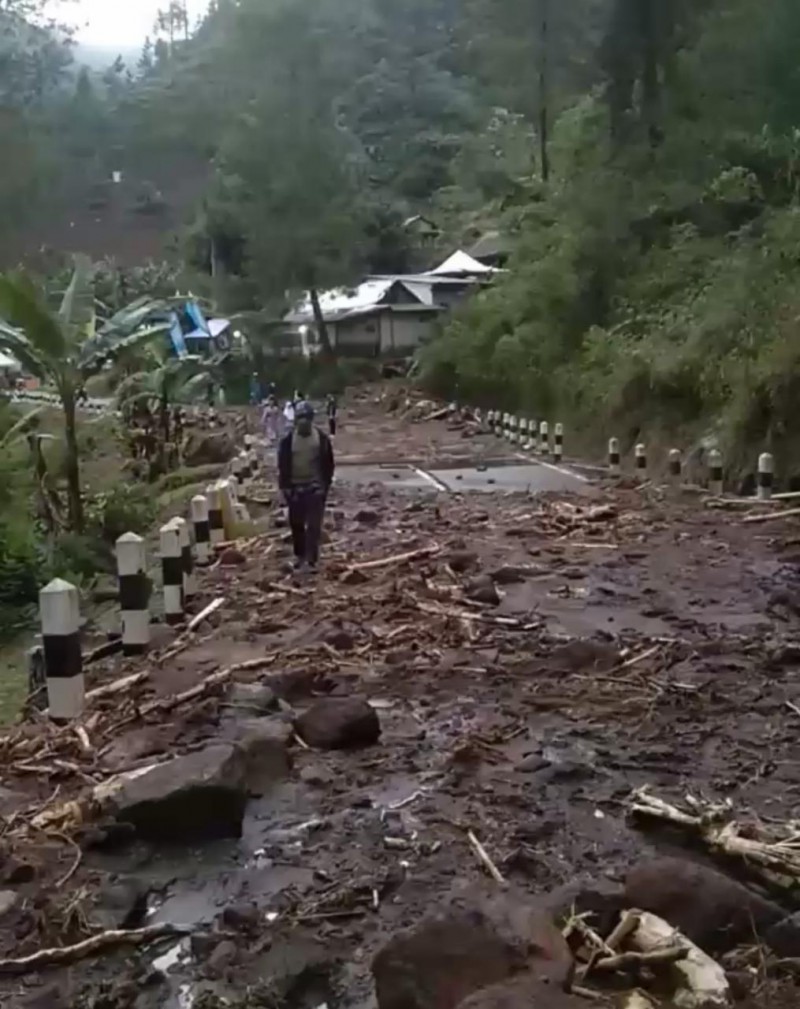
[0,391,799,1009]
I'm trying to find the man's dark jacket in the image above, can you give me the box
[278,428,335,492]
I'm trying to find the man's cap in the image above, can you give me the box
[295,400,315,419]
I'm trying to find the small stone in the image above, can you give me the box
[465,576,500,606]
[221,903,261,932]
[295,697,381,750]
[206,939,238,976]
[491,565,544,585]
[341,568,369,586]
[227,682,277,714]
[88,878,148,930]
[764,911,800,956]
[300,763,335,787]
[326,629,355,652]
[354,509,381,525]
[219,548,246,566]
[448,550,479,573]
[3,859,35,884]
[0,890,18,917]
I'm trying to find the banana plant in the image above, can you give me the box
[0,256,170,532]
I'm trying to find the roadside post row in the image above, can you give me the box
[479,407,776,499]
[34,430,264,721]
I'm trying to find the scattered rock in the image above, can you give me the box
[295,697,381,750]
[300,763,335,787]
[372,888,573,1009]
[764,911,800,956]
[95,743,250,842]
[341,568,370,586]
[624,857,785,953]
[206,939,238,976]
[0,890,17,917]
[226,682,278,714]
[465,576,500,606]
[88,878,148,930]
[448,550,479,573]
[456,976,598,1009]
[354,509,381,525]
[219,547,246,566]
[491,565,543,585]
[221,902,262,932]
[229,719,293,793]
[3,858,36,884]
[326,628,356,651]
[549,640,619,672]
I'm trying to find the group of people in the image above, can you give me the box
[260,387,337,445]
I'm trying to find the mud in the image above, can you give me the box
[1,389,799,1008]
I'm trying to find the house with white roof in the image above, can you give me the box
[285,250,499,357]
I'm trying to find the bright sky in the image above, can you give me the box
[63,0,207,47]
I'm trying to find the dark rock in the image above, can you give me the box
[300,763,335,787]
[341,568,369,586]
[516,755,551,773]
[226,682,277,714]
[326,629,355,652]
[491,565,544,585]
[88,878,148,930]
[295,697,380,750]
[448,550,479,574]
[456,976,599,1009]
[228,719,292,793]
[624,858,785,953]
[354,509,381,526]
[190,932,219,959]
[219,547,246,566]
[98,743,249,842]
[221,902,261,932]
[206,939,238,976]
[549,640,619,672]
[3,858,36,884]
[542,878,624,936]
[465,576,500,606]
[372,889,573,1009]
[764,911,800,956]
[0,890,17,917]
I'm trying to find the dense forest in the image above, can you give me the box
[4,0,800,469]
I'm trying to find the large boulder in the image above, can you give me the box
[624,858,785,953]
[183,431,237,467]
[94,744,250,842]
[372,889,573,1009]
[294,697,380,750]
[457,976,601,1009]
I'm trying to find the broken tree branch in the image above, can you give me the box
[345,544,440,574]
[467,829,506,885]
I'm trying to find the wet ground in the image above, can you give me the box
[1,390,799,1008]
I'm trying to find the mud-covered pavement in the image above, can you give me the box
[1,390,800,1008]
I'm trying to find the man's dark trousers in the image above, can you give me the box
[288,485,326,565]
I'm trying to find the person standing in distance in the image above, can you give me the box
[325,393,338,436]
[278,401,334,571]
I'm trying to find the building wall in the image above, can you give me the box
[332,314,383,356]
[380,313,437,353]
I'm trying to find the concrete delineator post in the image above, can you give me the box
[539,421,549,456]
[40,578,84,720]
[635,443,647,480]
[173,516,196,602]
[519,418,528,449]
[608,438,621,476]
[668,448,682,484]
[758,453,774,500]
[708,449,723,497]
[553,423,564,463]
[207,485,225,547]
[160,521,184,626]
[191,494,211,565]
[115,532,150,656]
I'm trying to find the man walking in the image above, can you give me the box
[278,401,334,571]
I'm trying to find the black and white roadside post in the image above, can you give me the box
[40,578,84,720]
[519,418,528,450]
[668,448,682,485]
[191,494,212,565]
[635,443,647,480]
[608,438,621,476]
[502,413,510,439]
[207,485,225,548]
[487,410,496,435]
[173,516,196,603]
[239,451,252,497]
[525,419,536,452]
[539,421,549,456]
[553,423,564,464]
[708,449,723,497]
[160,520,184,626]
[510,416,519,445]
[116,532,150,656]
[248,448,259,482]
[758,453,774,501]
[231,454,244,493]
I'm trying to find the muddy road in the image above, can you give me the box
[1,391,799,1008]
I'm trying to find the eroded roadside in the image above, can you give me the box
[1,392,799,1009]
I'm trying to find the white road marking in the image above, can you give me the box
[513,451,590,484]
[412,466,449,492]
